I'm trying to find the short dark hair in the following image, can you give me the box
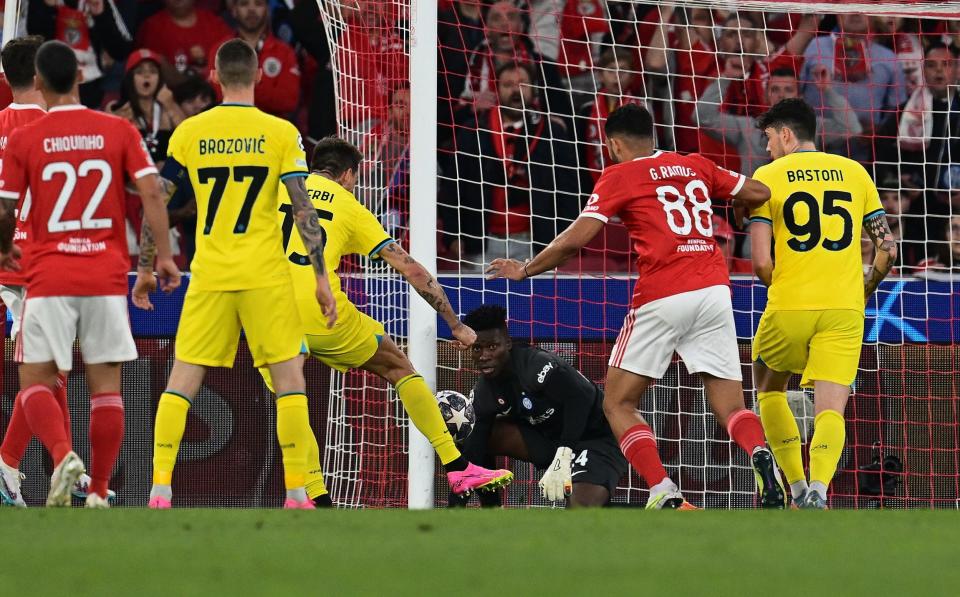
[172,74,215,105]
[769,67,798,79]
[495,60,536,83]
[215,39,258,88]
[756,98,816,142]
[463,305,508,334]
[310,137,363,177]
[1,35,43,90]
[925,41,960,60]
[597,47,634,70]
[604,103,654,140]
[35,40,78,95]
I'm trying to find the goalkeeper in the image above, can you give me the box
[450,305,627,508]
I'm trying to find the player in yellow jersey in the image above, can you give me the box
[258,138,513,505]
[749,98,897,509]
[134,40,337,509]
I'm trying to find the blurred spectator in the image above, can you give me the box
[173,74,216,116]
[106,49,185,165]
[801,13,907,142]
[871,16,924,95]
[439,0,487,147]
[361,84,410,241]
[699,67,862,175]
[576,48,645,184]
[27,0,133,107]
[553,0,609,90]
[458,1,571,125]
[443,62,579,267]
[915,214,960,278]
[289,0,336,141]
[135,0,231,75]
[713,215,752,274]
[216,0,299,116]
[880,44,960,191]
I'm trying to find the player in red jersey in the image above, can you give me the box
[0,41,180,508]
[488,104,785,509]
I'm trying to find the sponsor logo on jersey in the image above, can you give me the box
[527,407,555,426]
[537,362,555,384]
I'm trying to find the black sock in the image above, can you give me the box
[446,456,469,472]
[312,494,333,508]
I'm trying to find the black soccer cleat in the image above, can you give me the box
[752,447,786,509]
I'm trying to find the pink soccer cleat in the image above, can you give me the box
[447,462,514,495]
[148,495,172,509]
[284,498,316,510]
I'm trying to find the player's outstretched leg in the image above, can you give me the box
[361,336,513,495]
[602,367,694,510]
[701,374,785,509]
[151,361,207,508]
[753,362,808,505]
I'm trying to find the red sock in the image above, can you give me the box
[20,385,71,466]
[0,392,32,469]
[89,393,124,498]
[619,424,669,488]
[726,408,766,455]
[55,373,71,443]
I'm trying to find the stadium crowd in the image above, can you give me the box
[2,0,959,275]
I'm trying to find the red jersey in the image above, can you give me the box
[0,105,157,297]
[0,103,46,287]
[134,9,232,74]
[580,151,745,308]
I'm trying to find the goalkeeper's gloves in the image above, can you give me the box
[538,447,573,502]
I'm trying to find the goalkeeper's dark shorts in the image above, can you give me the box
[517,425,628,495]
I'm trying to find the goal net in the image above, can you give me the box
[312,0,960,509]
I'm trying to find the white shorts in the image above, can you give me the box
[17,295,137,371]
[609,284,742,381]
[0,284,25,340]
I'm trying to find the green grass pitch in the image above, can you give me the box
[1,509,954,596]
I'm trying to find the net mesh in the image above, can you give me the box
[3,0,959,508]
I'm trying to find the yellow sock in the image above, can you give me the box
[395,374,461,465]
[276,393,311,489]
[305,425,329,499]
[809,409,846,488]
[757,391,805,485]
[152,392,191,485]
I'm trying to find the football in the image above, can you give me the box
[435,390,476,443]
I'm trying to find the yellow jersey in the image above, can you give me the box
[277,173,393,335]
[166,103,308,291]
[750,150,884,312]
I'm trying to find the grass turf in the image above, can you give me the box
[1,509,953,596]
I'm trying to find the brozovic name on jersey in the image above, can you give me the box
[199,137,267,155]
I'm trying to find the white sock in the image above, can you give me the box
[150,484,173,500]
[286,487,308,502]
[809,481,828,500]
[790,480,809,500]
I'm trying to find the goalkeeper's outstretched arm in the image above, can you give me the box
[863,214,898,298]
[378,241,476,348]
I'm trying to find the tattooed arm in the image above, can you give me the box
[863,214,898,298]
[132,175,179,310]
[283,175,337,328]
[378,241,476,348]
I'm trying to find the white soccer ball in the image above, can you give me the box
[435,390,476,443]
[786,390,815,443]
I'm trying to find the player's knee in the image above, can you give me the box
[569,484,609,508]
[602,391,633,418]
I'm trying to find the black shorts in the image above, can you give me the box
[517,425,628,495]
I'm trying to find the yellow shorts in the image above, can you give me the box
[176,282,306,368]
[259,301,384,391]
[752,309,864,387]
